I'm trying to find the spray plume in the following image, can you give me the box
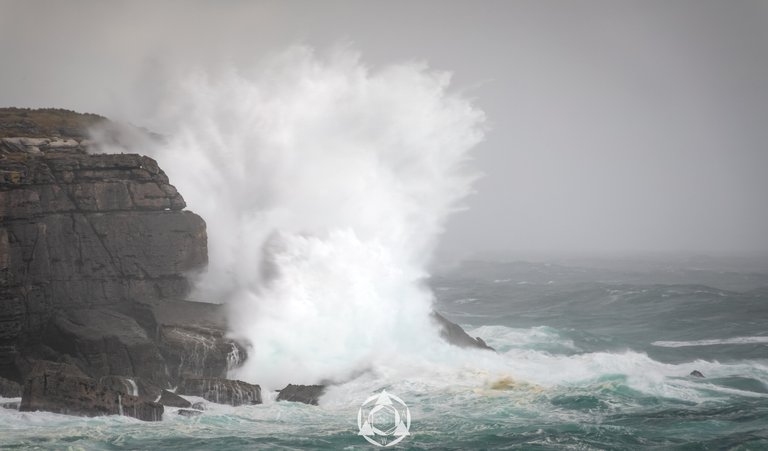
[144,47,486,387]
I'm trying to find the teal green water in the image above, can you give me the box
[1,260,767,450]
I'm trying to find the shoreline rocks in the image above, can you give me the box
[431,312,495,351]
[178,378,262,406]
[276,384,326,406]
[158,390,192,408]
[19,362,163,421]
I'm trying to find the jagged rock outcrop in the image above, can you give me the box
[431,312,495,351]
[158,389,192,408]
[277,384,325,405]
[19,362,163,421]
[178,378,262,406]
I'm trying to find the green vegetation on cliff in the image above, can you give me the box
[0,107,106,138]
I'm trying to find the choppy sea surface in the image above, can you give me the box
[2,259,767,450]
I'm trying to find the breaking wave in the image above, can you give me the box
[144,46,486,388]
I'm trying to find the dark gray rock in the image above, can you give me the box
[277,384,326,405]
[177,409,203,417]
[690,370,705,378]
[158,390,191,408]
[142,298,245,382]
[19,362,163,421]
[191,401,207,411]
[159,324,245,383]
[431,312,494,351]
[99,375,162,399]
[0,128,240,391]
[178,378,261,406]
[42,308,170,387]
[1,115,248,408]
[0,375,21,397]
[98,376,190,407]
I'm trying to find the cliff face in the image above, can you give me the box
[0,123,239,389]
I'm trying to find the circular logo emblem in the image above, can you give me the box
[357,390,411,447]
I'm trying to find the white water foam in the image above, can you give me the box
[652,336,768,348]
[142,46,486,388]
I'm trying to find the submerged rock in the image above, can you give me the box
[690,370,705,378]
[276,384,326,406]
[19,362,163,421]
[431,312,494,351]
[191,401,207,410]
[177,408,203,417]
[178,378,261,406]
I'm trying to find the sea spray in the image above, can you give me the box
[142,47,486,388]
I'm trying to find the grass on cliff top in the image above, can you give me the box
[0,107,108,138]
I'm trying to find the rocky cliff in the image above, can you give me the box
[0,108,490,418]
[0,109,242,397]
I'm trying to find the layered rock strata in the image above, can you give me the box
[1,133,245,412]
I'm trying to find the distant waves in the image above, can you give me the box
[653,336,768,347]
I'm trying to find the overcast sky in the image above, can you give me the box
[2,0,767,259]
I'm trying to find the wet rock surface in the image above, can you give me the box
[1,136,208,381]
[0,114,246,402]
[159,324,245,383]
[178,378,262,406]
[19,362,163,421]
[0,375,21,397]
[158,389,191,408]
[431,312,495,351]
[276,384,326,405]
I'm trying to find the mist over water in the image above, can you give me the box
[143,47,486,387]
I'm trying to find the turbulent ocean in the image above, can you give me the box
[2,259,767,450]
